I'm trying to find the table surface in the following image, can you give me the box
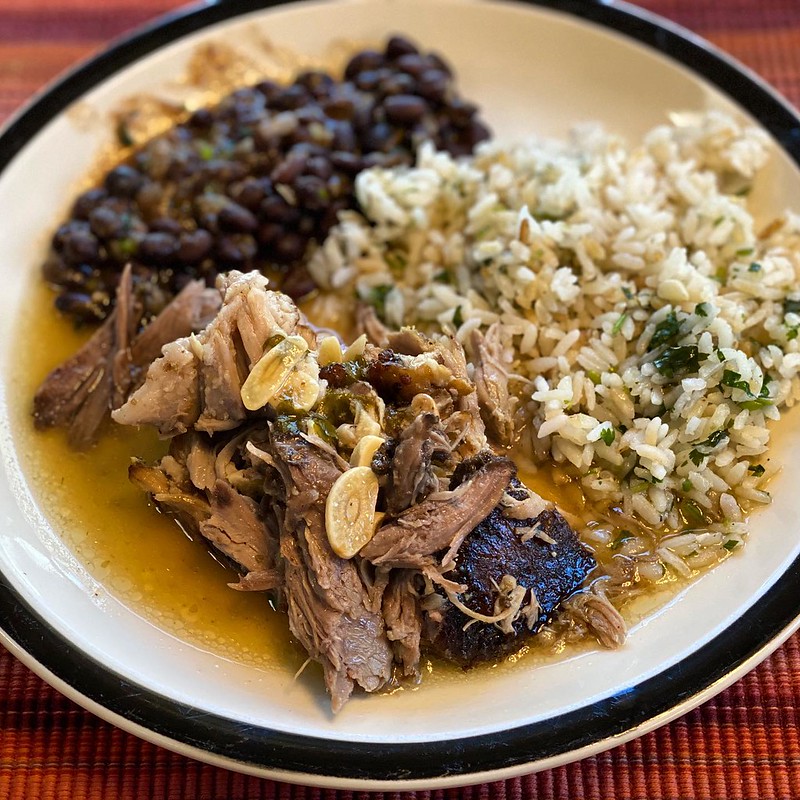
[2,1,800,798]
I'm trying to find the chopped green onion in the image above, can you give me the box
[695,303,709,318]
[452,305,464,327]
[682,479,693,492]
[748,464,765,477]
[723,539,740,552]
[736,247,754,257]
[748,262,762,273]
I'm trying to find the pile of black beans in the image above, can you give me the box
[44,35,491,323]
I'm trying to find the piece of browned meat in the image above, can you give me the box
[384,412,451,514]
[470,324,517,447]
[425,477,596,666]
[34,265,219,448]
[360,455,514,569]
[113,271,316,436]
[266,432,394,712]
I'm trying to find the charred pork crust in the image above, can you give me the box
[426,477,596,667]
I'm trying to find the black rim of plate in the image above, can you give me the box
[2,0,800,784]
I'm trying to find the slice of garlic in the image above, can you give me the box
[350,434,385,468]
[240,335,308,411]
[318,335,344,367]
[325,466,380,559]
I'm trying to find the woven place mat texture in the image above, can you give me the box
[1,0,800,798]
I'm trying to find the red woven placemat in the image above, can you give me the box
[2,1,800,797]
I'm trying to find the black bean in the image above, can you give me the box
[62,229,101,265]
[42,254,71,284]
[260,195,300,225]
[305,155,333,180]
[355,70,386,92]
[270,85,310,111]
[427,51,452,77]
[55,291,105,322]
[330,121,356,152]
[379,73,417,97]
[178,229,213,262]
[139,232,180,263]
[218,202,258,233]
[362,122,402,153]
[417,69,449,103]
[322,97,355,121]
[447,98,479,127]
[344,49,385,80]
[229,177,269,210]
[280,263,317,300]
[88,206,123,239]
[330,151,363,175]
[395,53,430,79]
[256,222,283,246]
[254,79,281,100]
[104,165,144,198]
[271,154,307,185]
[150,217,184,235]
[465,118,491,147]
[385,36,419,60]
[384,95,428,125]
[272,232,307,264]
[188,108,214,129]
[71,188,108,220]
[294,175,331,211]
[216,234,257,264]
[295,70,335,97]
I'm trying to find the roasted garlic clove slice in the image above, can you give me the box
[318,335,344,367]
[350,434,385,468]
[240,335,309,411]
[278,354,321,413]
[343,333,367,361]
[325,466,381,559]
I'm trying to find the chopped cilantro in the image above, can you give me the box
[688,429,729,466]
[720,369,772,409]
[652,345,700,378]
[452,305,464,327]
[716,350,726,363]
[197,141,215,161]
[695,302,709,318]
[599,427,616,446]
[366,284,393,321]
[384,251,407,272]
[116,120,134,147]
[748,464,766,477]
[748,262,762,273]
[433,270,453,284]
[721,369,753,394]
[723,539,740,552]
[787,328,798,341]
[713,215,725,226]
[610,530,635,551]
[783,298,800,316]
[681,499,706,524]
[611,313,628,336]
[622,287,634,300]
[649,311,682,350]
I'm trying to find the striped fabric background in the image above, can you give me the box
[1,1,799,797]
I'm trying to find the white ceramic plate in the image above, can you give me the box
[2,0,800,789]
